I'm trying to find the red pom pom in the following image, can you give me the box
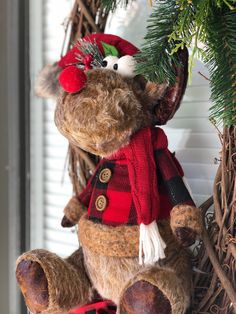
[59,66,87,93]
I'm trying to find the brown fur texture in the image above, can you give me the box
[16,248,94,314]
[78,214,139,257]
[55,69,160,157]
[170,204,203,236]
[62,196,87,227]
[16,232,192,313]
[82,219,192,313]
[35,63,62,99]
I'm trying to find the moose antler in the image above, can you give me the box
[154,47,188,125]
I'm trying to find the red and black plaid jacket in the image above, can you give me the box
[79,127,194,226]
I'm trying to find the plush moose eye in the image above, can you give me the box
[102,60,108,67]
[115,55,136,78]
[101,56,119,70]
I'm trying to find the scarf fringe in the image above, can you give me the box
[139,221,166,265]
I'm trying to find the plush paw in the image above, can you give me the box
[175,227,197,247]
[170,205,202,246]
[62,196,87,227]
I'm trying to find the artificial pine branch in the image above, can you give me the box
[135,0,236,125]
[205,8,236,126]
[101,0,131,12]
[135,1,181,84]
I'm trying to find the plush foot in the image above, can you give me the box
[119,267,190,314]
[120,280,171,314]
[16,260,49,313]
[16,249,93,314]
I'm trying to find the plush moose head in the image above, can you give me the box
[37,33,188,158]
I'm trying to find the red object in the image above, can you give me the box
[57,34,139,93]
[70,301,116,314]
[78,127,195,226]
[59,66,87,93]
[83,54,93,71]
[58,34,139,69]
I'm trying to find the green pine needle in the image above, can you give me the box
[135,1,180,84]
[205,8,236,126]
[101,0,131,12]
[135,0,236,125]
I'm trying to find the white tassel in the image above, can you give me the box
[139,221,166,265]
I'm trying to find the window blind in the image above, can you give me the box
[163,61,220,206]
[30,0,78,257]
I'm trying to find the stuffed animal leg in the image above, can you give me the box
[119,223,192,314]
[80,218,192,314]
[16,248,94,314]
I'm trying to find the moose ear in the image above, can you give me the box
[35,63,62,99]
[154,47,189,125]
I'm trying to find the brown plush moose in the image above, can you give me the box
[16,34,202,314]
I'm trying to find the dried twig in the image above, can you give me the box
[201,228,236,310]
[194,126,236,313]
